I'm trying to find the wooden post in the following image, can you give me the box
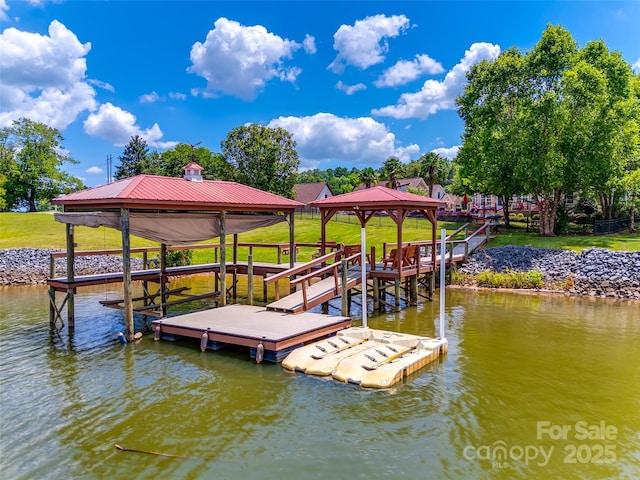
[288,212,295,268]
[341,258,348,316]
[394,278,401,312]
[160,243,167,317]
[410,276,418,306]
[247,254,254,305]
[219,212,226,306]
[49,254,56,324]
[373,277,379,311]
[66,223,75,330]
[233,234,238,300]
[121,209,134,341]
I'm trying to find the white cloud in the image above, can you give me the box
[86,166,103,174]
[372,42,500,119]
[188,17,303,101]
[632,57,640,72]
[431,146,460,160]
[139,91,161,103]
[328,14,410,73]
[87,79,115,92]
[268,113,420,168]
[83,102,178,149]
[0,20,98,128]
[303,34,316,54]
[169,92,187,100]
[374,54,445,87]
[336,81,366,95]
[0,0,9,21]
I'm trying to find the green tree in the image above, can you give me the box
[456,24,639,236]
[0,173,7,211]
[0,118,84,212]
[114,135,161,179]
[359,167,378,188]
[381,156,404,189]
[159,143,233,180]
[221,124,300,198]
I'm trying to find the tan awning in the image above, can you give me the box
[54,212,284,245]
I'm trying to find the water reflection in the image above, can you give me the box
[0,282,638,479]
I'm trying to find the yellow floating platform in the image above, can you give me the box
[282,327,448,389]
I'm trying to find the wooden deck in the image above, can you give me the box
[152,305,351,362]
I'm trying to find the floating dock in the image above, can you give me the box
[151,305,351,362]
[282,327,448,389]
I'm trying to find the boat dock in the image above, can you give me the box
[151,304,351,363]
[282,327,448,389]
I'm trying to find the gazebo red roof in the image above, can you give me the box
[52,174,304,212]
[309,186,445,210]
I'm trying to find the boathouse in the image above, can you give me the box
[50,164,304,341]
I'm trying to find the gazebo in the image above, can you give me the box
[51,167,303,341]
[310,186,446,318]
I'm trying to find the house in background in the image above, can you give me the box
[355,177,447,200]
[294,182,333,213]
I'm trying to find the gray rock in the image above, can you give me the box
[459,246,640,300]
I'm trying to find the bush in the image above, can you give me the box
[475,268,544,289]
[167,249,192,266]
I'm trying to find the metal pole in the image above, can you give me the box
[440,228,446,340]
[361,226,367,328]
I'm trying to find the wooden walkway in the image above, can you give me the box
[152,304,351,362]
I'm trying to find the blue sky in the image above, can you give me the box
[1,1,639,187]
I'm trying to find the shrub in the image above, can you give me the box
[474,268,544,289]
[167,249,192,266]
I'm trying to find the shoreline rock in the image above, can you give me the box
[1,246,638,301]
[457,246,640,300]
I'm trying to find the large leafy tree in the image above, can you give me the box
[159,143,233,180]
[221,124,299,198]
[457,24,639,236]
[0,118,84,212]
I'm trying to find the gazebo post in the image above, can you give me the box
[219,211,226,306]
[120,208,134,341]
[233,234,238,300]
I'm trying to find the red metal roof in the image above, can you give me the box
[309,186,445,210]
[52,174,304,212]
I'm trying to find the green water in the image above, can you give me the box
[1,280,639,480]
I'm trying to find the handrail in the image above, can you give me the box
[264,251,341,284]
[291,252,360,311]
[445,223,470,241]
[290,252,360,286]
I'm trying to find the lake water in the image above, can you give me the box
[1,279,639,480]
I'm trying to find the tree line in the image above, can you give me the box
[1,24,637,235]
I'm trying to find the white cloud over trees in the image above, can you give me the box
[188,17,307,100]
[0,20,96,129]
[372,42,500,119]
[268,113,420,169]
[374,54,445,87]
[328,14,410,73]
[83,103,177,149]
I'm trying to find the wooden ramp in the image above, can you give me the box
[152,305,351,362]
[266,265,364,314]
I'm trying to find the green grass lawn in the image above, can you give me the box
[1,212,637,265]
